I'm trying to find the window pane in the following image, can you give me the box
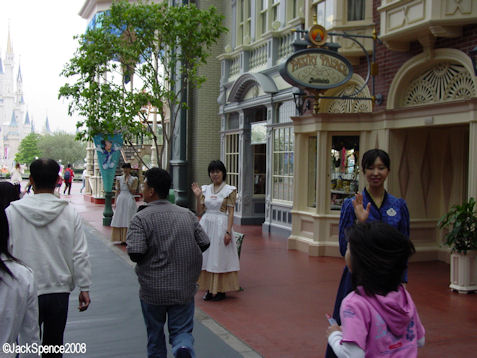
[347,0,365,21]
[316,3,325,26]
[289,152,294,175]
[325,0,334,28]
[330,135,359,211]
[308,136,317,207]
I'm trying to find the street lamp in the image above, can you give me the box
[470,46,477,76]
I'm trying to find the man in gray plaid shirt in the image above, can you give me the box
[127,168,210,358]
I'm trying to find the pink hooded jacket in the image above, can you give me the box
[340,285,425,357]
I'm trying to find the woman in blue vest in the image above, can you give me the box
[325,148,410,358]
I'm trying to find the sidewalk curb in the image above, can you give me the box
[83,222,262,358]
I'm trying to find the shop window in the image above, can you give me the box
[277,101,295,123]
[330,135,359,211]
[272,126,294,202]
[227,113,239,130]
[225,133,240,190]
[308,136,317,207]
[252,122,267,196]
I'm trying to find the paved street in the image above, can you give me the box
[63,222,249,358]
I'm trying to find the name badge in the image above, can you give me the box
[386,208,397,217]
[210,195,218,200]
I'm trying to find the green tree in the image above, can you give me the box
[59,0,227,169]
[15,133,41,165]
[37,133,87,167]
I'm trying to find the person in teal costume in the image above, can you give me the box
[325,149,410,358]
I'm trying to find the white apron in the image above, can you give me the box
[200,184,240,273]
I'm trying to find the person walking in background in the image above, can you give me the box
[326,222,425,357]
[0,182,40,354]
[127,168,210,358]
[10,162,23,194]
[111,163,138,245]
[63,164,74,196]
[326,149,410,358]
[6,159,91,356]
[80,167,87,193]
[191,160,240,302]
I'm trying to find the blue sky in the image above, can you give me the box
[0,0,87,133]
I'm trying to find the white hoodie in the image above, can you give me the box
[6,193,91,295]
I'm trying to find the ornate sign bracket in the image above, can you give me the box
[282,26,382,114]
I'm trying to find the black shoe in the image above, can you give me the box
[212,292,226,301]
[203,291,214,301]
[176,346,192,358]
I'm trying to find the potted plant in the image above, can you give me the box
[438,197,477,293]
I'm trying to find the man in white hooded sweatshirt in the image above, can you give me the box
[6,158,91,356]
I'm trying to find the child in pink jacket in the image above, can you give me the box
[326,222,425,357]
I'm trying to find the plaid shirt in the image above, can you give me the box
[127,200,210,305]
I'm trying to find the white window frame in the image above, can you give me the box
[225,133,240,190]
[272,126,294,203]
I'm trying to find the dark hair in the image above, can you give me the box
[144,167,171,199]
[122,163,132,169]
[30,158,60,190]
[0,197,18,280]
[15,163,20,169]
[0,182,20,210]
[67,163,72,168]
[207,160,227,181]
[361,149,390,171]
[347,222,415,296]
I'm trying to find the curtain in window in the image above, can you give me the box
[347,0,365,21]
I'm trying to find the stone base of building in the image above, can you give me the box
[234,215,265,225]
[262,222,291,237]
[288,234,446,262]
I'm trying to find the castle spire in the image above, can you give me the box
[7,23,13,55]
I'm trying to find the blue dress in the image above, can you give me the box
[326,189,410,358]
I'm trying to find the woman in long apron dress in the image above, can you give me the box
[111,163,138,244]
[325,149,410,358]
[192,160,240,301]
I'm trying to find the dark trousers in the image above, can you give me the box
[38,293,70,357]
[63,181,72,195]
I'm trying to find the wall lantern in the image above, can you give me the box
[470,46,477,76]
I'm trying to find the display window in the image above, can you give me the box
[272,126,294,202]
[330,135,359,210]
[225,133,240,190]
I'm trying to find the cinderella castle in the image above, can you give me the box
[0,28,51,170]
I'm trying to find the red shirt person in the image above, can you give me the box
[63,164,75,195]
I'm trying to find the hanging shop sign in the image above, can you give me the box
[279,48,353,90]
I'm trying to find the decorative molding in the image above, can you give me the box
[321,75,372,113]
[400,62,476,108]
[227,73,278,103]
[445,0,472,16]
